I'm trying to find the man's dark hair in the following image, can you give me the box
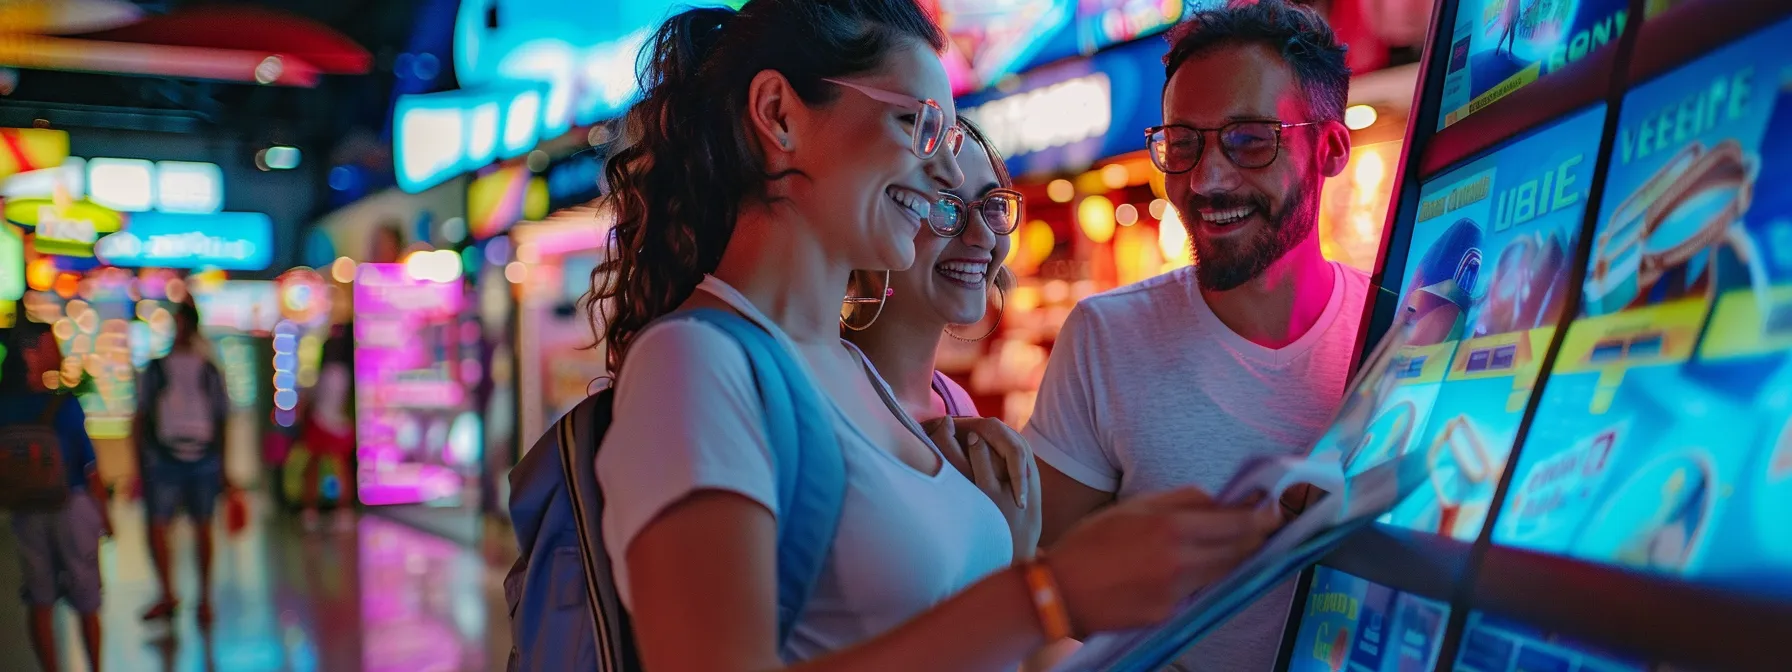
[1163,0,1351,123]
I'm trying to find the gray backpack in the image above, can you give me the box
[0,397,69,511]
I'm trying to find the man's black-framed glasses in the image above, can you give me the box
[1145,121,1317,173]
[929,188,1023,238]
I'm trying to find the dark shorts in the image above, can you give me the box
[144,453,223,523]
[13,492,104,613]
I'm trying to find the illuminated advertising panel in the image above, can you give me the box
[1436,0,1631,130]
[352,263,473,507]
[1379,106,1606,541]
[1493,16,1792,593]
[1288,567,1451,672]
[95,211,273,271]
[396,0,740,193]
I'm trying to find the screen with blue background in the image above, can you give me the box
[1437,0,1631,129]
[1452,612,1646,671]
[1288,567,1451,672]
[1492,15,1792,598]
[95,211,273,271]
[1377,106,1606,541]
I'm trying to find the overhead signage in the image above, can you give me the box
[395,0,736,193]
[154,161,224,214]
[395,84,546,193]
[0,128,70,180]
[958,37,1164,178]
[0,158,84,201]
[86,157,154,212]
[94,211,273,270]
[3,197,124,257]
[85,158,226,214]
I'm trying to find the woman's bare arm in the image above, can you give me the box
[627,485,1279,672]
[626,491,1044,672]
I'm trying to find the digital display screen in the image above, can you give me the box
[353,263,474,507]
[1493,16,1792,592]
[1437,0,1632,130]
[1287,567,1452,672]
[1379,106,1606,541]
[1451,612,1645,671]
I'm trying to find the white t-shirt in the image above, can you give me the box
[1024,262,1371,672]
[597,276,1014,664]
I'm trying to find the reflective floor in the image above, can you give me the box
[0,496,515,672]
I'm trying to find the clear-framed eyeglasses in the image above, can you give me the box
[1145,120,1318,173]
[929,188,1023,238]
[822,78,966,159]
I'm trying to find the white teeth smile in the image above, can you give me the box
[887,188,931,222]
[1201,207,1254,225]
[936,261,987,286]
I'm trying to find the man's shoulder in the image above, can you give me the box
[1073,266,1198,321]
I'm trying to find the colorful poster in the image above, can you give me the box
[1436,0,1631,129]
[1289,567,1451,672]
[1382,106,1606,540]
[1493,17,1792,592]
[352,263,472,507]
[1451,612,1645,671]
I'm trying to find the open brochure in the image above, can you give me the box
[1052,322,1433,671]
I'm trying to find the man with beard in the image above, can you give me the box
[1023,1,1368,668]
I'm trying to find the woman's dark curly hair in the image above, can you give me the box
[586,0,947,371]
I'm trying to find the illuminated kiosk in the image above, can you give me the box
[1265,0,1792,670]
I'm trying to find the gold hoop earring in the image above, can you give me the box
[841,270,892,332]
[947,283,1005,342]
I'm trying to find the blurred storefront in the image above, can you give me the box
[944,2,1417,426]
[2,126,308,492]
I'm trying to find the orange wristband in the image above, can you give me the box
[1021,559,1073,641]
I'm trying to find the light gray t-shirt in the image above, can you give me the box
[1024,262,1371,671]
[598,276,1013,664]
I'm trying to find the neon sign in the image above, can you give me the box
[394,0,735,193]
[0,128,69,180]
[94,211,273,270]
[3,197,123,257]
[964,73,1113,157]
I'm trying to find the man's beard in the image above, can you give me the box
[1179,173,1319,292]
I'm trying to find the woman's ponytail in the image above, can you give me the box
[586,0,946,372]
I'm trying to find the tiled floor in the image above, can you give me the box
[1,496,516,672]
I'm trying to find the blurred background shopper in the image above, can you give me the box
[2,321,108,672]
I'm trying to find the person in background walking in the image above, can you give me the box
[135,300,232,625]
[2,320,110,672]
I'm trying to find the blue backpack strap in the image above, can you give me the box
[675,308,846,647]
